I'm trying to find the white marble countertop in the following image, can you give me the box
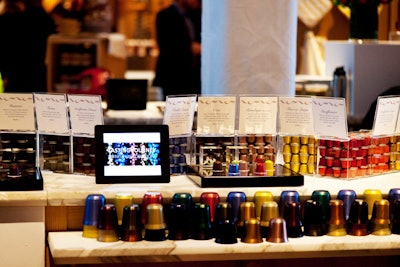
[42,172,400,264]
[43,171,400,206]
[48,231,400,264]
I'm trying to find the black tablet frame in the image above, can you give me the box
[95,124,170,184]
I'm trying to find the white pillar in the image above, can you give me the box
[201,0,298,96]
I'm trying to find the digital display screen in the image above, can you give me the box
[103,132,162,176]
[95,125,170,184]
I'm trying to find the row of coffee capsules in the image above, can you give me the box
[199,139,277,177]
[42,135,70,173]
[318,133,389,178]
[0,133,37,179]
[82,188,400,244]
[169,137,189,174]
[280,135,317,175]
[73,137,95,175]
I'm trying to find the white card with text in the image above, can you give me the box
[163,95,197,136]
[312,97,348,140]
[34,93,69,134]
[373,96,400,136]
[238,96,278,135]
[197,96,236,135]
[278,97,314,136]
[68,94,104,136]
[0,93,35,132]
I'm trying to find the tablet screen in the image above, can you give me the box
[95,125,170,183]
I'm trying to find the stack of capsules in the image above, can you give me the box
[280,135,317,175]
[196,135,277,177]
[42,135,71,173]
[81,188,400,244]
[169,137,189,175]
[318,132,391,179]
[0,133,37,179]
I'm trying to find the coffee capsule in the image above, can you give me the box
[241,218,263,243]
[388,188,400,221]
[348,199,369,236]
[279,191,300,217]
[370,199,391,236]
[82,194,106,238]
[267,218,288,243]
[167,203,190,240]
[200,192,220,222]
[144,203,167,241]
[97,204,119,242]
[236,202,256,238]
[391,199,400,234]
[363,189,382,220]
[191,203,213,240]
[326,200,347,236]
[254,191,273,219]
[214,202,237,244]
[311,190,331,223]
[142,192,163,225]
[283,201,303,238]
[303,200,324,236]
[227,191,247,223]
[259,201,279,238]
[114,193,133,226]
[337,189,356,221]
[121,204,142,241]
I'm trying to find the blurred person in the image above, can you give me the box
[153,0,201,99]
[0,0,56,93]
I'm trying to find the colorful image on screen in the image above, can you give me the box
[103,132,162,176]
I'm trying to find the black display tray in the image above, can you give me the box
[187,164,304,188]
[0,167,43,191]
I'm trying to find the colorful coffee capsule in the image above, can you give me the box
[82,194,106,238]
[370,199,391,236]
[326,200,347,236]
[227,191,247,223]
[348,199,369,236]
[144,203,167,241]
[97,204,119,242]
[254,191,273,219]
[363,189,382,220]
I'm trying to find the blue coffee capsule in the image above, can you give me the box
[337,189,356,221]
[388,188,400,220]
[279,190,300,216]
[227,191,247,223]
[82,194,106,238]
[228,161,240,176]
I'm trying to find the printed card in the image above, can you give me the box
[238,96,278,135]
[197,96,236,135]
[34,93,69,134]
[163,95,197,136]
[373,96,400,136]
[278,97,314,136]
[0,93,35,132]
[68,94,104,136]
[312,97,348,140]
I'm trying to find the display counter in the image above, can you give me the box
[42,171,400,266]
[0,189,47,267]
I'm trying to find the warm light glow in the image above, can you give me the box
[43,0,61,13]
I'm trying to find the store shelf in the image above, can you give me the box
[48,231,400,265]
